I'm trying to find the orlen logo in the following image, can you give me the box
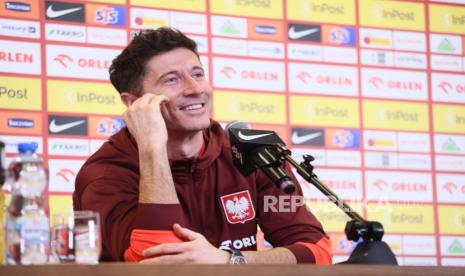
[373,179,388,192]
[53,54,73,68]
[438,81,465,94]
[368,76,423,91]
[56,168,76,183]
[0,50,33,64]
[52,54,111,69]
[296,72,353,87]
[5,1,31,12]
[443,182,465,195]
[374,179,428,192]
[219,66,278,81]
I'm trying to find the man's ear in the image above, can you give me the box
[120,92,135,107]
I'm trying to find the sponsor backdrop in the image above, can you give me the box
[0,0,464,265]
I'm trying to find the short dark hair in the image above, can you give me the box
[109,27,198,96]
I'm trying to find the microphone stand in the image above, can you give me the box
[273,144,398,264]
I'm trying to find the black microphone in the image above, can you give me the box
[225,122,296,194]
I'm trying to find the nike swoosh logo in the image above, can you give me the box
[46,5,82,19]
[49,119,85,133]
[288,26,319,40]
[291,132,322,145]
[238,131,273,141]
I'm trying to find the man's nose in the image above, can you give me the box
[183,75,203,95]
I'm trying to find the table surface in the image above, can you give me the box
[1,263,465,276]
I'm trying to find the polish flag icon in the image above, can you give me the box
[221,190,255,224]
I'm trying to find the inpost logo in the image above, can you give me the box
[430,5,465,35]
[433,104,465,134]
[438,206,465,234]
[290,96,359,128]
[47,80,125,115]
[130,0,205,12]
[360,0,424,31]
[367,203,434,234]
[363,100,428,131]
[213,90,285,124]
[211,0,282,19]
[287,0,355,25]
[0,76,41,110]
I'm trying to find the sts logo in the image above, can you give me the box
[87,5,126,26]
[323,26,356,46]
[97,118,125,137]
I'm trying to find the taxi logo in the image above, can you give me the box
[48,138,89,156]
[221,190,255,224]
[86,4,125,26]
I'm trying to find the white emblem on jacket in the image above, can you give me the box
[220,190,256,224]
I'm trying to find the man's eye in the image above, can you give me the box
[193,72,204,80]
[164,77,178,84]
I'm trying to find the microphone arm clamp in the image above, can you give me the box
[273,144,397,265]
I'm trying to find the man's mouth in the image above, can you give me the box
[180,103,205,111]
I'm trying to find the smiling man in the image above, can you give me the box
[73,27,332,264]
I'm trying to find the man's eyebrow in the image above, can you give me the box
[156,70,178,82]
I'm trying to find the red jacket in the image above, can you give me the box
[73,121,332,263]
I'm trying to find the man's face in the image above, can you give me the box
[140,48,212,133]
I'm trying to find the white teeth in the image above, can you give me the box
[182,103,203,111]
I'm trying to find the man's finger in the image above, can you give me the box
[139,253,188,264]
[142,242,187,257]
[173,224,203,241]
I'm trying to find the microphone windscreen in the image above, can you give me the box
[224,121,251,138]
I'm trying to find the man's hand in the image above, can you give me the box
[139,224,230,264]
[123,93,169,149]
